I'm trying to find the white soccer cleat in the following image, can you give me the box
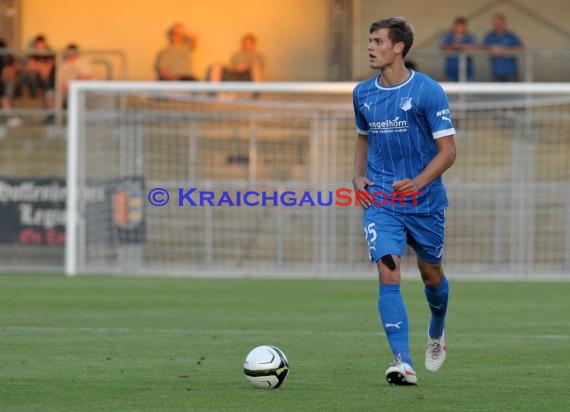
[385,360,418,386]
[425,328,447,372]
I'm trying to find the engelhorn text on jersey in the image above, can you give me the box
[368,117,408,133]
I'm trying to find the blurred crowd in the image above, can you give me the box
[440,13,523,82]
[0,24,265,127]
[1,14,526,127]
[154,23,264,83]
[0,34,91,126]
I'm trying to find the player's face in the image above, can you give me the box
[367,29,402,69]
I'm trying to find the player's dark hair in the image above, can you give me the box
[369,17,414,58]
[454,17,467,25]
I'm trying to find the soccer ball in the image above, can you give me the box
[243,345,289,389]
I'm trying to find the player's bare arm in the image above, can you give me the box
[352,133,374,208]
[392,135,456,193]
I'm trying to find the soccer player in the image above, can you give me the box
[352,17,456,386]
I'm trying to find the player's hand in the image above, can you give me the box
[352,175,374,209]
[392,178,419,194]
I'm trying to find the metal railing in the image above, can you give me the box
[0,48,127,124]
[407,49,570,83]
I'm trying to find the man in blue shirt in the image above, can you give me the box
[483,14,524,81]
[352,17,456,386]
[441,17,477,82]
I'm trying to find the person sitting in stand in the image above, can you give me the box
[207,33,264,82]
[0,39,21,127]
[155,23,198,81]
[58,44,92,108]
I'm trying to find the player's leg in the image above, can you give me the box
[418,259,448,340]
[378,255,419,385]
[406,210,449,372]
[419,259,448,372]
[364,208,417,385]
[377,254,413,366]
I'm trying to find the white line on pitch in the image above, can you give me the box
[1,325,569,340]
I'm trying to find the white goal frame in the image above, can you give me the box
[66,81,570,278]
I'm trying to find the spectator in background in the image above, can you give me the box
[21,35,56,98]
[483,14,524,82]
[58,44,91,106]
[0,39,21,127]
[441,17,477,82]
[207,33,264,82]
[20,35,56,123]
[155,23,198,80]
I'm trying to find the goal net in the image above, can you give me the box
[66,81,570,279]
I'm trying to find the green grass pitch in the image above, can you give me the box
[1,274,569,411]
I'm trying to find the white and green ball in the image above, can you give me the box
[243,345,289,389]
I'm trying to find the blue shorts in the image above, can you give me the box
[363,207,446,264]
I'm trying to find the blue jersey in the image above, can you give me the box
[483,31,522,77]
[353,70,455,214]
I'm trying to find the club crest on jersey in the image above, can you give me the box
[400,97,413,111]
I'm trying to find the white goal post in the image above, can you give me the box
[66,81,570,279]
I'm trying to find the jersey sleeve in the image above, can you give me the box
[423,82,456,139]
[352,84,368,135]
